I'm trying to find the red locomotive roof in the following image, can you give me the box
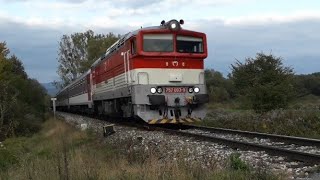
[90,23,207,69]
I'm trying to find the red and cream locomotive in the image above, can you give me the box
[56,19,209,124]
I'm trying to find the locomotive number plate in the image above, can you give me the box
[165,87,186,93]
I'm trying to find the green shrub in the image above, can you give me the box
[230,53,294,113]
[229,153,250,171]
[0,149,19,171]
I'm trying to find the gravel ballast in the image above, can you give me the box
[57,112,320,179]
[183,129,320,155]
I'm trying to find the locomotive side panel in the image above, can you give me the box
[92,43,131,101]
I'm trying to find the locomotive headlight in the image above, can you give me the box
[194,87,200,93]
[150,87,156,94]
[157,87,163,94]
[188,87,194,93]
[168,20,180,31]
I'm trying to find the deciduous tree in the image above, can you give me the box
[230,53,294,112]
[57,30,119,88]
[0,42,47,139]
[205,69,235,102]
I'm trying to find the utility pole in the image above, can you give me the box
[51,98,57,119]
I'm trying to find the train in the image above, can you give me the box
[55,19,209,124]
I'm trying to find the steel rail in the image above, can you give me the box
[183,125,320,147]
[155,127,320,165]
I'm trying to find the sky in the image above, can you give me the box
[0,0,320,83]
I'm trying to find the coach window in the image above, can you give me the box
[131,39,137,55]
[143,34,173,52]
[176,36,203,53]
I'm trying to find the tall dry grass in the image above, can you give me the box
[0,118,284,180]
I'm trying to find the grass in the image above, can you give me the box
[203,96,320,139]
[0,117,285,180]
[290,94,320,110]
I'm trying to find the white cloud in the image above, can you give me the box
[1,0,320,82]
[222,11,320,26]
[2,0,319,31]
[193,0,253,6]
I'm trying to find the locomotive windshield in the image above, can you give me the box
[143,34,173,52]
[177,35,203,53]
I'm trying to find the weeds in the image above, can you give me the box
[202,108,320,139]
[0,149,18,171]
[229,153,250,171]
[0,117,285,180]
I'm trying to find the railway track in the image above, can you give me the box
[58,112,320,165]
[184,125,320,147]
[153,125,320,165]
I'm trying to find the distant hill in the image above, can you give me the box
[41,82,59,96]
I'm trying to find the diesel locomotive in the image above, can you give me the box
[56,19,209,124]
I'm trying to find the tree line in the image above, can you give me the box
[0,42,48,140]
[206,53,320,112]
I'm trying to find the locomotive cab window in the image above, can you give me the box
[143,34,173,52]
[177,36,203,53]
[131,39,137,55]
